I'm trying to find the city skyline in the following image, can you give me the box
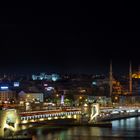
[1,4,140,140]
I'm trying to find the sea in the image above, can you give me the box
[20,117,140,140]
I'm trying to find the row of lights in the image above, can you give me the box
[21,114,78,124]
[100,109,138,117]
[21,111,81,121]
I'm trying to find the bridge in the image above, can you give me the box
[98,106,140,121]
[0,104,101,138]
[19,108,81,124]
[2,104,140,138]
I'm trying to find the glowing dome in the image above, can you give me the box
[132,73,140,79]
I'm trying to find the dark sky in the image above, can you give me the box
[0,5,140,74]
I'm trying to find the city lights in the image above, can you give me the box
[0,86,9,90]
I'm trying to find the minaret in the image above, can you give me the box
[138,65,140,75]
[109,60,113,96]
[129,61,132,95]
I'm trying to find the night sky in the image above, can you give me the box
[0,6,140,74]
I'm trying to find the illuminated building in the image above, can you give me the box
[0,90,16,102]
[132,73,140,79]
[132,65,140,79]
[131,71,140,95]
[113,82,122,94]
[32,73,60,81]
[19,91,44,102]
[13,82,20,87]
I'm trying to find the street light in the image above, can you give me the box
[79,96,82,100]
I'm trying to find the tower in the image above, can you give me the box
[129,61,132,95]
[109,60,113,96]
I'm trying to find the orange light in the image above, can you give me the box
[79,96,82,99]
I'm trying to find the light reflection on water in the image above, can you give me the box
[21,117,140,140]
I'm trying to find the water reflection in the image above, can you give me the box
[20,117,140,140]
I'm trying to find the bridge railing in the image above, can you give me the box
[19,108,81,115]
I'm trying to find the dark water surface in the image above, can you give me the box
[25,117,140,140]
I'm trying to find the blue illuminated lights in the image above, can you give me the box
[14,82,20,87]
[32,73,60,81]
[46,87,54,91]
[0,86,9,90]
[92,81,97,85]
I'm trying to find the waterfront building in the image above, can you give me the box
[0,90,16,103]
[18,91,44,102]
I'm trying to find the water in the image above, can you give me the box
[23,117,140,140]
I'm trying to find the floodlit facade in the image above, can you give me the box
[0,90,16,103]
[132,73,140,79]
[32,73,60,81]
[19,91,44,102]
